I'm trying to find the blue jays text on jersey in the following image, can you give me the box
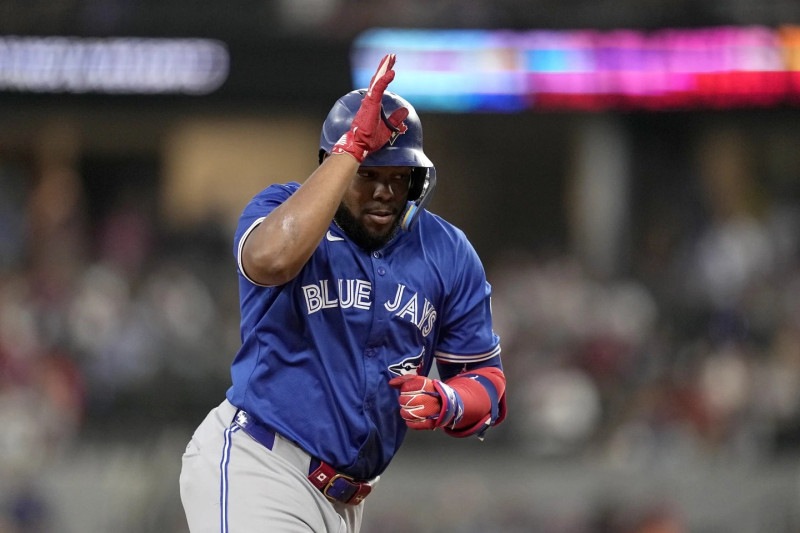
[227,182,502,480]
[302,280,437,337]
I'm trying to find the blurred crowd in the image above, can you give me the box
[495,198,800,466]
[0,156,238,532]
[2,126,800,533]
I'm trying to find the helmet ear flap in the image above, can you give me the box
[402,167,437,231]
[408,167,427,201]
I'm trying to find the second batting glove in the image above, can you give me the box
[388,375,464,431]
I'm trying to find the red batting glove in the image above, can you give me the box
[389,375,464,431]
[331,54,409,163]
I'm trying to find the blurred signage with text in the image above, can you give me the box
[0,36,229,95]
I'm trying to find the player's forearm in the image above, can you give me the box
[444,366,506,433]
[440,366,506,437]
[241,154,359,286]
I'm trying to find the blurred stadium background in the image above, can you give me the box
[3,1,800,532]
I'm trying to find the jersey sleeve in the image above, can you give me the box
[233,182,299,285]
[433,231,502,380]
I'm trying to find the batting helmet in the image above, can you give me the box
[319,89,437,230]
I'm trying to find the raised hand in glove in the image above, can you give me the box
[331,54,409,163]
[388,375,464,431]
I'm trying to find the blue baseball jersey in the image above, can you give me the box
[226,182,502,480]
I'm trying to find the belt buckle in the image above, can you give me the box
[322,473,352,502]
[322,473,371,505]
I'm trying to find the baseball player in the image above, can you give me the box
[179,54,507,533]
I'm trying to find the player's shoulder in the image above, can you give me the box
[417,209,469,238]
[239,182,301,223]
[409,209,487,282]
[413,209,474,252]
[251,181,301,203]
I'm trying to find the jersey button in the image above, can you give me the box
[364,347,375,357]
[372,251,381,259]
[377,267,386,276]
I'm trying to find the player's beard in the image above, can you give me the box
[334,204,401,252]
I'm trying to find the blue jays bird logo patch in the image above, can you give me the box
[388,347,424,376]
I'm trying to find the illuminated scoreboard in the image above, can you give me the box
[351,26,800,111]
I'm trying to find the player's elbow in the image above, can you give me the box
[241,245,302,286]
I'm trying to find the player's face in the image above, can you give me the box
[335,166,412,251]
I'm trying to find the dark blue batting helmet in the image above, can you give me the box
[319,89,437,230]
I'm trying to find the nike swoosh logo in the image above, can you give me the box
[326,230,344,242]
